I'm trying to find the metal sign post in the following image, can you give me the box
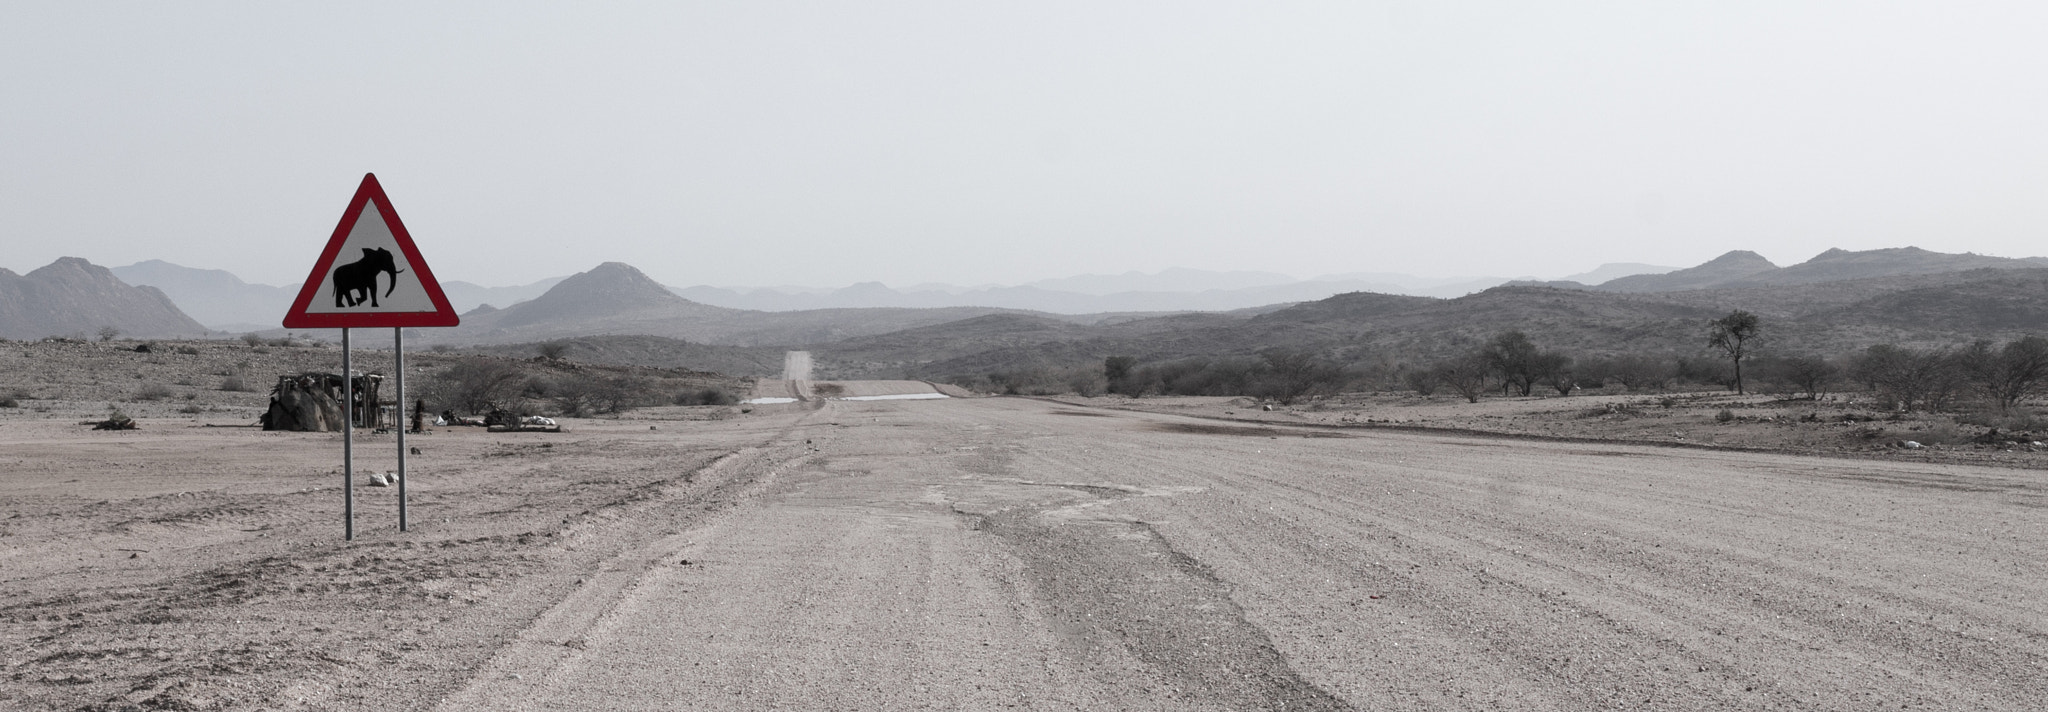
[284,173,460,540]
[395,327,408,531]
[342,328,355,540]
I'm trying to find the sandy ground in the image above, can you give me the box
[4,392,2044,710]
[1080,390,2048,470]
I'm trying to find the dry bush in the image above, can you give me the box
[219,376,252,392]
[134,384,173,401]
[675,387,738,406]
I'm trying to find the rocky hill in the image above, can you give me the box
[1593,250,1780,292]
[0,258,209,340]
[439,262,1034,347]
[810,265,2048,380]
[1594,247,2041,293]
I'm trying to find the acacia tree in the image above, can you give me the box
[1707,310,1762,395]
[1103,356,1138,395]
[1482,331,1543,396]
[1537,352,1576,395]
[1960,336,2048,413]
[1433,354,1492,403]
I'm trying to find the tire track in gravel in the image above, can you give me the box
[429,438,816,710]
[968,491,1356,712]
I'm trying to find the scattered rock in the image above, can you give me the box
[1901,440,1923,449]
[367,472,396,487]
[410,447,422,455]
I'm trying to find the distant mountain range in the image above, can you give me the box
[0,258,207,340]
[105,261,1681,328]
[108,260,564,331]
[1515,247,2043,293]
[8,246,2045,378]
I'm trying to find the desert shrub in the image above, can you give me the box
[1251,349,1345,404]
[1715,408,1735,423]
[1952,409,2048,433]
[1104,356,1139,395]
[1067,368,1107,397]
[135,384,173,401]
[1675,357,1735,391]
[425,357,529,415]
[1596,355,1678,392]
[987,368,1074,396]
[98,326,120,342]
[177,404,204,414]
[1958,336,2048,414]
[0,397,17,408]
[175,345,201,355]
[584,375,654,414]
[1752,354,1838,400]
[675,387,738,406]
[1402,367,1441,396]
[1910,421,1970,446]
[240,333,263,347]
[268,337,293,348]
[219,376,251,392]
[811,383,846,398]
[1429,355,1490,404]
[536,340,571,359]
[430,343,453,353]
[1851,345,1968,412]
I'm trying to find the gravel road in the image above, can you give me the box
[445,398,2043,710]
[5,396,2043,710]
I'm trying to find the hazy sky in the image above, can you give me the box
[6,2,2047,289]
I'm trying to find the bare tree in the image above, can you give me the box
[1851,344,1966,412]
[1707,310,1762,394]
[1960,336,2048,413]
[1537,352,1575,396]
[1434,355,1491,403]
[1770,354,1839,400]
[97,326,120,342]
[1254,349,1344,405]
[428,357,527,415]
[1403,366,1441,396]
[1482,331,1543,396]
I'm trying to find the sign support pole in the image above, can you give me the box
[284,174,459,541]
[342,327,355,541]
[395,327,408,531]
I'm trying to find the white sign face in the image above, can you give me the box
[301,201,439,314]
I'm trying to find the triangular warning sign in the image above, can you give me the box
[283,174,460,328]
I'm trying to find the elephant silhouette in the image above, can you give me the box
[331,247,405,308]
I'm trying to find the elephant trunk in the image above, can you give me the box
[385,268,406,298]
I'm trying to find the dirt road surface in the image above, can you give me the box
[4,397,2043,710]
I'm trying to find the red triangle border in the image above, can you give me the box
[281,173,461,329]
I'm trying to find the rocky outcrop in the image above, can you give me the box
[0,257,210,340]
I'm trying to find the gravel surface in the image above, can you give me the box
[4,394,2044,710]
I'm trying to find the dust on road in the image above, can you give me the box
[4,397,2044,710]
